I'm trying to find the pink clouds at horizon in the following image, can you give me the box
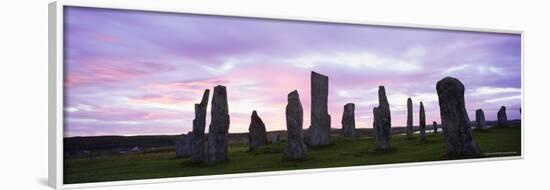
[62,7,521,137]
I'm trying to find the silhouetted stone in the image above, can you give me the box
[433,121,438,133]
[475,109,487,130]
[406,98,413,138]
[497,106,508,127]
[373,86,391,150]
[271,134,280,144]
[176,132,193,158]
[191,89,209,163]
[285,90,307,160]
[436,77,480,156]
[309,71,331,146]
[248,111,267,151]
[419,102,426,141]
[207,85,230,163]
[341,103,356,137]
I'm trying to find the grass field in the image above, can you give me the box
[64,125,521,184]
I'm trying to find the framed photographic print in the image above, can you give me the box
[48,1,523,189]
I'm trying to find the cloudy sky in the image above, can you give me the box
[63,7,522,137]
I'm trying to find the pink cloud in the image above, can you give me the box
[94,34,121,43]
[67,106,182,122]
[144,78,228,91]
[128,94,194,105]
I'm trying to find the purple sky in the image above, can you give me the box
[63,7,521,137]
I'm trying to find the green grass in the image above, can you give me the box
[64,125,521,184]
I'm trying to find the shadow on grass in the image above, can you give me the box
[307,142,336,150]
[352,147,398,157]
[246,146,283,155]
[439,153,485,160]
[180,159,207,167]
[473,128,489,133]
[181,158,232,167]
[281,154,314,162]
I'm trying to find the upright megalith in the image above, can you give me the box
[191,89,209,163]
[419,102,426,141]
[207,85,230,163]
[475,109,487,130]
[176,132,193,158]
[341,103,356,137]
[436,77,480,156]
[271,134,280,144]
[373,86,391,150]
[309,71,331,146]
[285,90,307,160]
[433,121,438,133]
[248,111,267,151]
[497,106,508,127]
[406,98,414,138]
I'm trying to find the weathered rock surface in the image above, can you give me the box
[475,109,487,130]
[373,86,391,150]
[248,111,267,151]
[271,134,280,144]
[436,77,480,156]
[207,85,230,163]
[285,90,307,160]
[176,132,193,158]
[419,102,426,141]
[497,106,508,127]
[309,71,331,146]
[406,98,413,138]
[191,89,209,163]
[341,103,356,137]
[433,121,438,133]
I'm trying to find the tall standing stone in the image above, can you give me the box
[190,89,209,163]
[341,103,356,137]
[285,90,307,160]
[406,98,414,138]
[271,134,280,144]
[497,106,508,127]
[176,132,193,158]
[207,85,230,163]
[309,71,331,146]
[248,111,267,151]
[373,86,391,150]
[475,109,486,130]
[433,121,438,133]
[419,102,427,141]
[436,77,480,156]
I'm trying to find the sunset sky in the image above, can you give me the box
[63,7,522,137]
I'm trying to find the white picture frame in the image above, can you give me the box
[48,1,524,189]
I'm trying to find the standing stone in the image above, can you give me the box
[341,103,356,137]
[285,90,307,160]
[436,77,480,156]
[497,106,508,127]
[419,102,426,141]
[190,89,209,163]
[309,71,331,146]
[176,132,193,158]
[271,134,280,144]
[475,109,487,130]
[207,85,230,163]
[406,98,414,138]
[433,121,438,133]
[248,111,267,151]
[373,86,391,150]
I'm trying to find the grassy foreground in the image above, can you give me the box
[64,125,521,184]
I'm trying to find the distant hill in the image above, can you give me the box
[64,119,521,154]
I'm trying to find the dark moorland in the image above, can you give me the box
[64,121,521,184]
